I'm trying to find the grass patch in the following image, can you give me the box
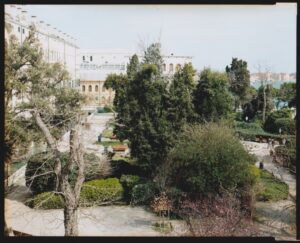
[102,129,113,138]
[256,169,289,202]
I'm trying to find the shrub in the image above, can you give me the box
[25,152,112,195]
[110,159,144,178]
[120,174,144,202]
[27,192,64,209]
[274,138,296,170]
[255,170,289,201]
[131,181,157,205]
[80,178,123,206]
[274,118,295,135]
[28,178,123,209]
[166,123,256,195]
[264,108,292,133]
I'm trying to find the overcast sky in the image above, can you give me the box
[23,4,297,73]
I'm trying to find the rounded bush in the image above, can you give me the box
[166,123,256,195]
[80,178,123,206]
[264,109,292,133]
[131,182,156,205]
[25,152,111,195]
[274,118,295,135]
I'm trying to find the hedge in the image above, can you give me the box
[264,108,292,133]
[25,152,111,195]
[131,181,157,205]
[273,118,296,135]
[28,178,123,209]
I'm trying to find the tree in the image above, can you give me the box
[255,64,272,123]
[167,63,197,132]
[5,25,86,236]
[143,42,164,76]
[226,58,251,110]
[193,68,233,122]
[277,82,296,108]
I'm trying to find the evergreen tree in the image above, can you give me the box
[226,58,250,109]
[193,68,233,122]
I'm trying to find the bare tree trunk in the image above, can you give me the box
[262,85,267,123]
[33,110,85,236]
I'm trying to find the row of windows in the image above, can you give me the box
[83,56,93,62]
[17,26,25,34]
[80,64,125,71]
[82,85,106,92]
[163,63,182,72]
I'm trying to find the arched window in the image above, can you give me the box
[82,85,85,92]
[95,85,99,92]
[176,64,181,71]
[163,64,166,72]
[89,85,92,92]
[169,63,174,72]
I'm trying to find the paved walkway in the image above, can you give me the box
[241,141,296,240]
[5,112,187,236]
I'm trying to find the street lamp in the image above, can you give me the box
[245,116,248,122]
[279,128,282,134]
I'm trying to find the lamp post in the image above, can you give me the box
[245,116,248,122]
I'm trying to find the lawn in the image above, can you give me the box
[256,169,289,202]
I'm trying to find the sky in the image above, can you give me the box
[23,4,297,73]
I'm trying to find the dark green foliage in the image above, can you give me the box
[28,178,123,209]
[131,181,157,205]
[273,118,296,135]
[277,82,296,108]
[110,159,144,178]
[142,43,164,76]
[120,174,144,202]
[193,68,233,122]
[256,170,289,201]
[274,138,296,170]
[25,152,111,195]
[80,178,123,206]
[166,123,256,195]
[167,63,197,131]
[226,58,251,108]
[256,84,275,114]
[264,108,292,133]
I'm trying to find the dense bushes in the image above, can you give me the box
[264,108,293,133]
[110,159,144,178]
[274,138,296,171]
[166,123,256,195]
[25,152,111,195]
[80,178,123,206]
[273,118,295,135]
[131,181,157,205]
[120,174,144,202]
[28,178,123,209]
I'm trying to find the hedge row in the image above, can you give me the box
[28,178,123,209]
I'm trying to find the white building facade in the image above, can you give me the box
[79,49,193,108]
[5,4,80,90]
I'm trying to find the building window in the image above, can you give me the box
[18,26,20,32]
[95,85,98,92]
[102,86,105,92]
[90,56,93,62]
[89,85,92,92]
[22,28,25,34]
[83,56,85,61]
[82,85,85,92]
[163,64,166,72]
[169,63,174,72]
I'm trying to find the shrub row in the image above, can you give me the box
[28,178,123,209]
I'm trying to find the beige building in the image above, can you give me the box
[79,49,193,109]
